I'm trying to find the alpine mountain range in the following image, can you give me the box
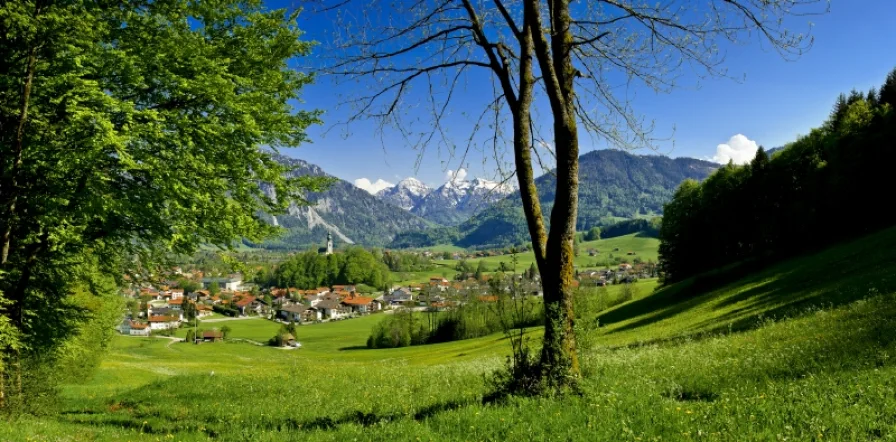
[375,177,514,226]
[252,150,718,250]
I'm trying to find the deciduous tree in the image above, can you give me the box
[0,0,324,407]
[310,0,825,390]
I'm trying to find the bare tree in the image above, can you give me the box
[307,0,827,388]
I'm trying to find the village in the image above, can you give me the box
[116,256,656,346]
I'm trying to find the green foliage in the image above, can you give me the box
[265,248,390,289]
[618,282,638,303]
[381,250,435,272]
[388,226,462,249]
[212,304,238,317]
[54,283,123,384]
[584,227,601,241]
[182,300,197,322]
[176,279,200,294]
[0,0,326,408]
[369,279,544,349]
[601,218,661,239]
[220,325,232,340]
[660,67,896,282]
[367,310,417,348]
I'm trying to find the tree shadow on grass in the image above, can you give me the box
[596,279,715,335]
[60,388,475,436]
[596,229,896,343]
[338,345,369,351]
[285,399,470,431]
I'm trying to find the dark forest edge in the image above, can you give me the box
[659,68,896,284]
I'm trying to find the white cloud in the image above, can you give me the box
[445,168,468,183]
[712,134,760,165]
[353,178,394,194]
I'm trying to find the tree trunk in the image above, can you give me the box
[524,0,581,384]
[1,31,39,265]
[540,116,580,382]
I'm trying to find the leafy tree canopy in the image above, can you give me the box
[0,0,323,407]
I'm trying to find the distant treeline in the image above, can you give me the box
[601,218,661,239]
[659,68,896,283]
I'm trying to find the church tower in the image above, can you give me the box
[326,231,333,255]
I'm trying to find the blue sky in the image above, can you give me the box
[272,0,896,192]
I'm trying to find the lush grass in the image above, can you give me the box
[6,228,896,440]
[420,243,467,253]
[592,224,896,347]
[577,232,660,264]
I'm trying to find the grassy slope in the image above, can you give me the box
[593,225,896,347]
[7,228,896,440]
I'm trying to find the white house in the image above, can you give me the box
[202,275,243,292]
[148,316,180,330]
[315,300,349,320]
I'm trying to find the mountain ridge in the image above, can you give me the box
[390,149,719,248]
[251,155,434,249]
[407,177,513,226]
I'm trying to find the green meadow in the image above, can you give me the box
[395,233,660,284]
[6,228,896,440]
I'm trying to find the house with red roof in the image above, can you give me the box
[341,295,378,314]
[129,321,150,336]
[331,284,356,293]
[148,315,180,330]
[232,294,258,316]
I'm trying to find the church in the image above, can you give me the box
[318,231,334,255]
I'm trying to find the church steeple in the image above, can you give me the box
[326,231,333,255]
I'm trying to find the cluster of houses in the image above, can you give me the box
[575,261,658,285]
[270,284,381,323]
[382,276,545,311]
[116,256,658,337]
[118,272,263,335]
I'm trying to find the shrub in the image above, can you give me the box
[212,304,238,317]
[367,311,422,348]
[619,282,638,303]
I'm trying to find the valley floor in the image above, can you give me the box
[6,228,896,441]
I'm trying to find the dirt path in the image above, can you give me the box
[200,316,263,323]
[120,334,182,347]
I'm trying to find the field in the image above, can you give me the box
[391,233,660,284]
[6,228,896,440]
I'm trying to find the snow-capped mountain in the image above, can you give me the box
[374,177,432,210]
[253,155,432,248]
[408,178,513,226]
[368,174,513,226]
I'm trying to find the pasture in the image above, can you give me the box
[5,228,896,440]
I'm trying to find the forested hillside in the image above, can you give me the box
[659,68,896,282]
[391,150,716,248]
